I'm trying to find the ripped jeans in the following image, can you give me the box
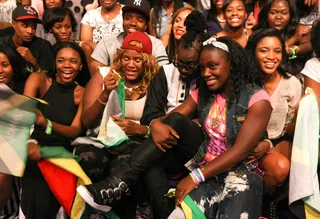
[170,170,263,219]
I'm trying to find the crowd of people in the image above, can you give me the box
[0,0,319,218]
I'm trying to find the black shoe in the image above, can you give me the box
[77,175,130,212]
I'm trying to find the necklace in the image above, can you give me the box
[208,98,226,130]
[124,84,139,96]
[217,16,226,23]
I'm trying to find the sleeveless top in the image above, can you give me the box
[31,78,78,151]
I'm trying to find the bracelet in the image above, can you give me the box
[36,67,42,73]
[189,172,200,186]
[289,46,299,60]
[9,20,12,26]
[263,139,274,154]
[97,95,107,105]
[197,168,205,182]
[45,119,52,135]
[149,118,160,127]
[144,126,150,138]
[27,139,38,145]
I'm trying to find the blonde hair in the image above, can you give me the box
[112,49,159,94]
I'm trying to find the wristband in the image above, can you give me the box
[262,139,274,154]
[197,168,205,182]
[189,172,200,186]
[97,95,107,105]
[144,126,150,138]
[149,118,160,127]
[27,139,38,145]
[36,67,42,73]
[45,119,52,135]
[289,46,298,60]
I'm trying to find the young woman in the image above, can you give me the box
[163,36,272,218]
[205,0,226,37]
[81,0,123,44]
[214,0,250,48]
[0,45,26,219]
[246,28,302,195]
[73,31,159,218]
[20,42,90,219]
[149,0,189,40]
[255,0,313,75]
[42,7,78,44]
[166,6,196,62]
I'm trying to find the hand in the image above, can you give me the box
[175,175,197,207]
[28,142,42,161]
[293,24,311,42]
[35,109,47,127]
[150,120,179,152]
[246,141,270,164]
[16,47,37,66]
[245,12,257,30]
[102,70,118,96]
[112,115,141,136]
[304,0,316,7]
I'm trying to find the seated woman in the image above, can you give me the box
[42,7,95,75]
[20,42,90,219]
[74,31,159,218]
[165,37,272,218]
[254,0,313,76]
[246,28,302,195]
[165,6,195,61]
[214,0,250,48]
[0,44,26,219]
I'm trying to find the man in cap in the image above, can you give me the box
[90,0,169,74]
[0,5,54,76]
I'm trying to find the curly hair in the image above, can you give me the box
[311,19,320,58]
[254,0,299,40]
[166,6,196,63]
[198,37,262,109]
[111,49,159,94]
[42,7,78,33]
[246,28,289,80]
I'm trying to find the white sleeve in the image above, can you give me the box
[91,38,110,66]
[301,58,320,83]
[81,10,94,26]
[149,36,169,67]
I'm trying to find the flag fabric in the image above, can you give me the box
[180,195,206,219]
[0,84,37,176]
[289,87,320,218]
[38,146,119,219]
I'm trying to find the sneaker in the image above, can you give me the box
[77,175,130,212]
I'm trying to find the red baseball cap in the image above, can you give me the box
[121,32,152,54]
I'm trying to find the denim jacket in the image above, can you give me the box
[193,83,268,166]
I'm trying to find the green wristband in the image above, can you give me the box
[144,126,150,138]
[45,119,52,135]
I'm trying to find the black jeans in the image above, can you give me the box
[143,112,204,219]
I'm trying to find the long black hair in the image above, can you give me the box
[254,0,299,40]
[42,7,77,33]
[0,45,27,92]
[246,28,289,80]
[54,42,90,87]
[198,37,262,110]
[311,19,320,58]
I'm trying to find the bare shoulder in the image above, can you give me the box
[74,85,85,105]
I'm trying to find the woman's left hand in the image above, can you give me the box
[175,175,197,207]
[112,115,141,136]
[35,109,47,127]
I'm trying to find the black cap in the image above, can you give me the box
[122,0,150,21]
[12,5,42,23]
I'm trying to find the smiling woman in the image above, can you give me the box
[19,42,90,218]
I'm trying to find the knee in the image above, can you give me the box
[268,158,290,185]
[163,112,188,128]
